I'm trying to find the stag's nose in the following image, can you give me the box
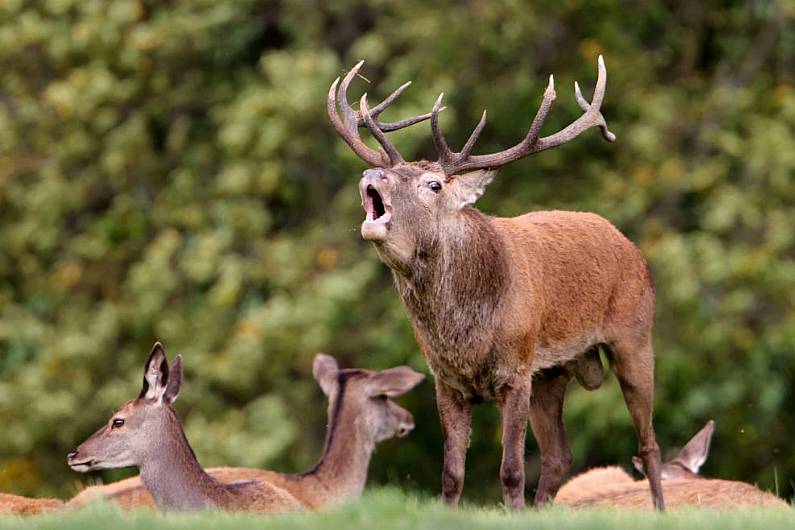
[67,450,79,461]
[362,168,389,184]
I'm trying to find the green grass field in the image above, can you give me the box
[1,489,793,530]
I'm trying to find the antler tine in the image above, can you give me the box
[438,56,615,175]
[360,94,405,166]
[328,61,434,167]
[357,81,436,132]
[367,81,411,119]
[338,61,364,130]
[459,110,488,161]
[535,54,616,146]
[525,75,557,145]
[433,104,489,175]
[431,93,455,167]
[328,65,387,167]
[574,56,616,142]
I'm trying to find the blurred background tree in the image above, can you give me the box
[0,0,793,503]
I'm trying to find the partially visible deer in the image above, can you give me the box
[68,343,423,512]
[327,58,665,510]
[68,342,301,512]
[556,420,789,510]
[0,493,63,515]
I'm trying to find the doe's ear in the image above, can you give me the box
[631,456,644,476]
[164,355,183,404]
[366,366,425,397]
[140,342,170,403]
[313,353,339,396]
[450,170,496,208]
[671,419,715,474]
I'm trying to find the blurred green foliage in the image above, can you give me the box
[0,0,793,503]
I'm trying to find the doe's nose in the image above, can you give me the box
[67,450,79,460]
[396,417,415,437]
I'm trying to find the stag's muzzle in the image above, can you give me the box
[359,169,392,241]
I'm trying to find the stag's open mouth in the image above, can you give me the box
[68,459,96,472]
[361,185,392,240]
[365,185,388,221]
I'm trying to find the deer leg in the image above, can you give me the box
[528,368,572,505]
[435,379,472,505]
[497,376,532,510]
[609,338,665,511]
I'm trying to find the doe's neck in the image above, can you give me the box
[138,409,232,512]
[300,381,375,505]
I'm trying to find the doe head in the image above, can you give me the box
[633,420,715,480]
[67,342,183,473]
[312,353,424,442]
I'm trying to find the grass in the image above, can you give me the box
[1,488,793,530]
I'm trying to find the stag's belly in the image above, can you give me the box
[530,330,604,373]
[421,327,606,400]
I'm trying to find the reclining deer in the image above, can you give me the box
[556,420,789,510]
[0,493,63,516]
[67,342,423,512]
[327,57,665,510]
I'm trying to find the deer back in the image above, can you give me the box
[0,493,64,516]
[558,478,788,510]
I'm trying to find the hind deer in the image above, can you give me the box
[327,57,664,510]
[556,420,788,510]
[67,343,423,512]
[0,493,63,515]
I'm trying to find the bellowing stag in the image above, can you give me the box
[327,57,664,510]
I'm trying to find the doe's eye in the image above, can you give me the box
[428,181,442,192]
[112,418,125,428]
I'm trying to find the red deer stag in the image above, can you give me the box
[67,344,423,512]
[327,57,665,510]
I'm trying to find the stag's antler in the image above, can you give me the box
[327,61,433,167]
[432,55,616,175]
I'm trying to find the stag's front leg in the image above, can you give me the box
[435,379,472,505]
[497,376,532,509]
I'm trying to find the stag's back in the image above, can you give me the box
[493,210,653,370]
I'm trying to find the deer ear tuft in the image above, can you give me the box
[451,170,496,208]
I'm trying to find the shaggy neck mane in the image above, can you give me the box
[394,207,510,354]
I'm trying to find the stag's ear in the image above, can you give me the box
[313,353,339,396]
[366,366,425,397]
[163,355,183,404]
[450,170,496,208]
[140,342,170,403]
[672,419,715,474]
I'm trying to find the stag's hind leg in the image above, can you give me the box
[528,367,572,506]
[608,337,665,511]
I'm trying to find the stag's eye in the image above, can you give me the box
[428,181,442,192]
[112,418,125,428]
